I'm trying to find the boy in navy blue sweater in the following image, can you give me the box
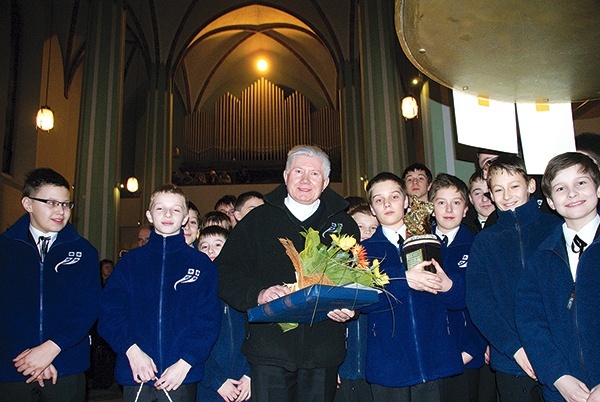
[197,225,251,402]
[429,174,495,402]
[99,185,221,402]
[362,172,464,402]
[516,152,600,402]
[0,168,100,401]
[467,155,561,402]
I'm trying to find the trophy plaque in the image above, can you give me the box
[402,196,442,273]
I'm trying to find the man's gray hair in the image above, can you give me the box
[285,145,331,178]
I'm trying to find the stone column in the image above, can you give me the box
[339,59,368,198]
[358,0,409,176]
[140,62,173,210]
[74,0,125,260]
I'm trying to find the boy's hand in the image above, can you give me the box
[327,308,355,322]
[406,259,443,293]
[461,352,473,365]
[554,375,590,402]
[154,359,191,392]
[13,340,60,381]
[33,364,58,387]
[513,347,536,379]
[126,344,157,383]
[218,378,241,401]
[236,375,251,401]
[433,261,453,292]
[588,384,600,402]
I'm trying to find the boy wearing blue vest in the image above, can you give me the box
[98,184,221,402]
[362,172,464,402]
[429,173,495,402]
[0,168,100,401]
[467,155,561,402]
[516,152,600,402]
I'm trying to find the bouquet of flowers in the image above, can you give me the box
[279,227,389,292]
[267,228,388,332]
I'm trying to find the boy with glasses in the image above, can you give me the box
[0,168,101,401]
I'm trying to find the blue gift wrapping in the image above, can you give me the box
[247,284,380,324]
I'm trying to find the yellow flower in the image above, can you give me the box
[372,259,390,286]
[330,233,357,251]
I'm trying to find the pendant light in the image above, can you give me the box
[37,1,54,131]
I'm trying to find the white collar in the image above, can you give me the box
[563,214,600,250]
[562,214,600,281]
[382,225,406,247]
[29,225,58,251]
[435,226,460,246]
[284,196,320,222]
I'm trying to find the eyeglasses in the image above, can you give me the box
[29,197,75,209]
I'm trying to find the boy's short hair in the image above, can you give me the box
[429,173,468,202]
[188,201,200,216]
[349,203,373,217]
[468,170,486,190]
[23,168,70,197]
[487,154,529,187]
[214,195,237,210]
[234,191,264,211]
[200,211,232,231]
[345,196,369,216]
[401,163,433,183]
[542,152,600,198]
[149,184,188,213]
[366,172,406,203]
[198,225,229,241]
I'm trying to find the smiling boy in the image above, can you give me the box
[466,155,561,402]
[362,172,464,402]
[516,152,600,402]
[99,184,221,402]
[0,168,100,401]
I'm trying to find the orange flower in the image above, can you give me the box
[351,244,369,270]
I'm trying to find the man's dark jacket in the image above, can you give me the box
[216,184,360,371]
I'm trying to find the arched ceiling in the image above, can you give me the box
[173,4,338,112]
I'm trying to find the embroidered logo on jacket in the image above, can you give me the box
[322,222,343,239]
[55,251,82,272]
[457,254,469,269]
[173,268,201,290]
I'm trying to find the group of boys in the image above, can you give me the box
[350,151,600,402]
[1,143,599,402]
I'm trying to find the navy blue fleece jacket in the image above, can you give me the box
[440,225,488,370]
[0,214,100,382]
[516,224,600,402]
[466,198,561,376]
[197,301,249,401]
[98,230,221,386]
[361,225,465,387]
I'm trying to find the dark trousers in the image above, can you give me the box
[439,366,498,402]
[371,379,441,402]
[496,371,543,402]
[251,364,338,402]
[333,378,373,402]
[0,372,86,402]
[122,382,196,402]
